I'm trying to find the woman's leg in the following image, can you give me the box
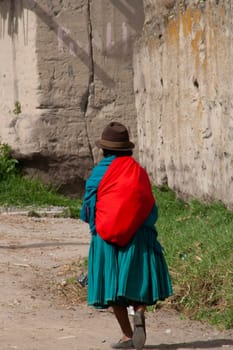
[133,304,146,313]
[132,304,146,350]
[111,304,147,350]
[112,305,133,339]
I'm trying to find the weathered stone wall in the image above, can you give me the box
[0,1,39,150]
[134,0,233,208]
[0,0,143,195]
[1,0,233,208]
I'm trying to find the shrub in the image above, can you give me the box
[0,143,19,180]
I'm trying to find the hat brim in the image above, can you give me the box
[95,140,135,151]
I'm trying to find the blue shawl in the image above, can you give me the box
[80,156,115,234]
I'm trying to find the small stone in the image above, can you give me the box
[165,328,172,334]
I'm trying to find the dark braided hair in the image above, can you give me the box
[102,149,133,157]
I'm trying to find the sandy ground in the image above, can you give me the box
[0,214,233,350]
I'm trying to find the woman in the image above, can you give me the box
[80,122,173,350]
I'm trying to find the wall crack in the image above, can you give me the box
[83,0,94,164]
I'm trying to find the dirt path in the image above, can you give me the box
[0,214,232,350]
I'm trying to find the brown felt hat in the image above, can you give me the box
[95,121,135,151]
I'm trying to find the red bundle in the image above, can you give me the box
[95,157,155,246]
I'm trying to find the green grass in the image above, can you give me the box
[0,175,82,217]
[154,184,233,329]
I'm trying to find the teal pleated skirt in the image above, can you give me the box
[88,210,173,308]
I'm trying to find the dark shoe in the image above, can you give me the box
[132,311,146,350]
[111,338,134,349]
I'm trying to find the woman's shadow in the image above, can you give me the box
[144,338,233,349]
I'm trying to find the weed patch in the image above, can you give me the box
[54,258,88,306]
[0,175,82,216]
[0,143,19,180]
[154,186,233,329]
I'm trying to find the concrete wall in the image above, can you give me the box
[0,1,39,148]
[134,0,233,208]
[1,0,233,208]
[0,0,143,195]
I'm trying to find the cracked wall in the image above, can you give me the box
[2,0,233,208]
[0,0,144,195]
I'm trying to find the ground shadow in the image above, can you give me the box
[144,338,233,349]
[0,241,88,249]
